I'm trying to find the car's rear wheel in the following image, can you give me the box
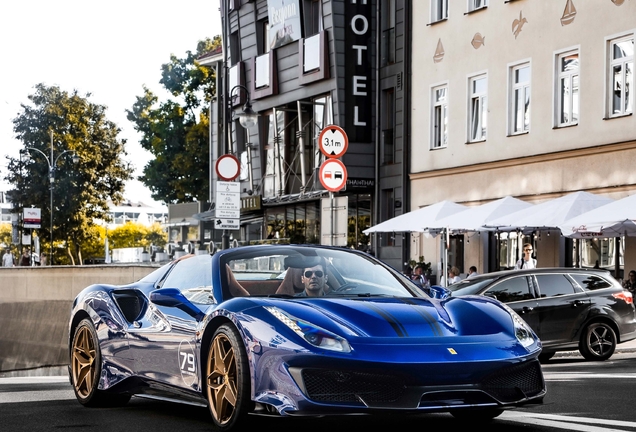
[206,324,251,431]
[579,322,616,361]
[451,408,504,421]
[71,318,130,407]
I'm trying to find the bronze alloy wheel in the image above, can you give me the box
[70,318,130,407]
[206,324,250,431]
[580,322,617,361]
[72,319,99,402]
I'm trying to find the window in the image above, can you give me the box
[431,84,448,148]
[509,62,531,134]
[257,20,270,55]
[468,74,487,142]
[381,0,396,65]
[570,274,612,291]
[381,89,395,164]
[381,189,395,246]
[486,277,534,303]
[608,35,633,117]
[535,274,576,297]
[431,0,448,23]
[556,50,579,126]
[468,0,487,13]
[303,0,322,37]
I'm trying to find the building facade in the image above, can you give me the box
[211,0,410,269]
[410,0,636,277]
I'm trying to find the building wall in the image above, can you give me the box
[409,0,636,275]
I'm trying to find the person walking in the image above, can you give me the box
[20,248,31,267]
[2,249,14,267]
[515,243,536,269]
[623,270,636,295]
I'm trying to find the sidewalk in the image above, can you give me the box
[554,336,636,358]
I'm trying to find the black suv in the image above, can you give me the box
[448,268,636,361]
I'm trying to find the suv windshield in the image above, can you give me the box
[448,278,496,296]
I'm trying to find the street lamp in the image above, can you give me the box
[229,84,258,130]
[25,130,79,265]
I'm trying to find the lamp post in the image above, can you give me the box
[220,85,258,250]
[26,130,78,265]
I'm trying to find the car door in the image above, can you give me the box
[533,273,592,346]
[128,255,212,391]
[483,275,540,334]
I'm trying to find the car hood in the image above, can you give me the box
[259,295,513,339]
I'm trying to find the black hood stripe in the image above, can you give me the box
[399,298,444,336]
[363,302,408,337]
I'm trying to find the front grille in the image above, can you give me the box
[302,369,405,403]
[481,360,544,402]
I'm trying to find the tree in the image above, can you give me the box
[127,37,220,204]
[4,84,133,265]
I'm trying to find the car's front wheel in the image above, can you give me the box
[579,322,616,361]
[205,324,251,431]
[71,318,130,407]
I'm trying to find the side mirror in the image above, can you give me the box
[429,285,451,300]
[150,288,204,320]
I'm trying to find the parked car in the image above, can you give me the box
[448,267,636,362]
[68,245,545,430]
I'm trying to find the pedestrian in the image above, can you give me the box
[448,266,462,285]
[467,265,479,278]
[515,243,536,269]
[20,248,31,267]
[2,249,14,267]
[40,253,47,266]
[623,270,636,295]
[402,264,413,279]
[412,264,430,289]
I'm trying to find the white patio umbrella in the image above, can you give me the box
[559,193,636,238]
[428,196,534,233]
[485,191,615,232]
[363,200,467,234]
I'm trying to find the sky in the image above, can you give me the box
[0,0,222,208]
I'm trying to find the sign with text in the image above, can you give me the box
[215,181,240,229]
[23,208,41,229]
[318,125,349,158]
[267,0,302,50]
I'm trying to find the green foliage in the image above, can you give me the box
[127,37,220,204]
[109,222,167,251]
[0,224,14,253]
[3,84,133,265]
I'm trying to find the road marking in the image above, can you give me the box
[544,372,636,380]
[502,412,636,431]
[0,389,75,403]
[0,376,68,384]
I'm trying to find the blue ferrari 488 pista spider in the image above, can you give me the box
[69,245,545,430]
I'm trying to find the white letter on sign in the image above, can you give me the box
[351,15,368,35]
[354,106,366,126]
[353,76,367,96]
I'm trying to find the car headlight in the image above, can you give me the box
[499,303,537,350]
[265,306,352,353]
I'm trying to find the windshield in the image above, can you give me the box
[448,278,496,297]
[221,246,427,299]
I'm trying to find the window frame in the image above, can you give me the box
[467,0,488,13]
[606,32,634,118]
[508,60,532,135]
[430,0,448,23]
[431,82,449,149]
[554,47,580,127]
[467,72,488,143]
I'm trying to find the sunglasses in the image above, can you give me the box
[304,270,324,278]
[524,249,533,252]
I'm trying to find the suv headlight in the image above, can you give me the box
[265,306,352,353]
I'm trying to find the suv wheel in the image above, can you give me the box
[579,322,616,361]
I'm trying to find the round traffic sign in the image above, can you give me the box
[319,159,348,192]
[215,154,240,181]
[318,125,349,158]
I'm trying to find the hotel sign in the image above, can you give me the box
[345,0,372,143]
[268,0,302,49]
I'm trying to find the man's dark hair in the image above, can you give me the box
[469,266,477,273]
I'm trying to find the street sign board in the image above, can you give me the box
[319,159,348,192]
[215,181,241,229]
[215,218,240,230]
[318,125,349,158]
[216,154,240,181]
[23,208,41,229]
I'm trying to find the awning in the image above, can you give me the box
[363,200,467,234]
[559,193,636,238]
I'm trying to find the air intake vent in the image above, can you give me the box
[397,72,403,91]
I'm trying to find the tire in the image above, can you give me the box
[538,351,555,363]
[579,322,617,361]
[451,408,504,421]
[70,318,131,407]
[205,324,251,431]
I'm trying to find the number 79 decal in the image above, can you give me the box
[178,340,198,387]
